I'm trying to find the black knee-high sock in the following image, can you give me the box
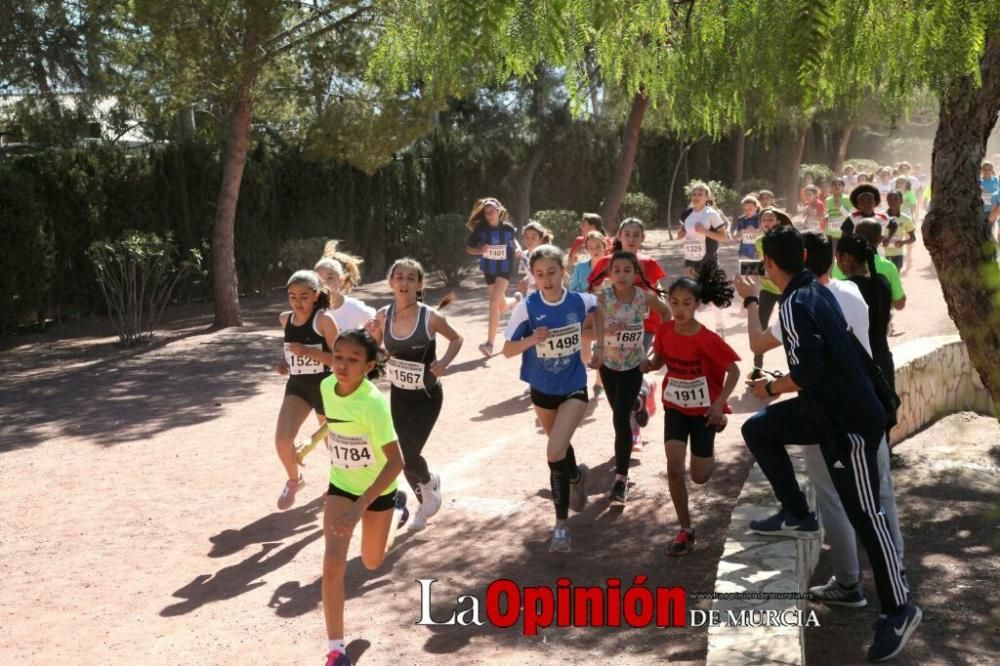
[565,445,580,479]
[548,458,572,520]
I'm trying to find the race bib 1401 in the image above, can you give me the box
[284,343,324,375]
[327,431,375,469]
[483,244,507,261]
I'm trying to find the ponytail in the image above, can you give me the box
[287,269,331,312]
[668,262,733,308]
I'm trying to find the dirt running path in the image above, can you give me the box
[0,232,958,665]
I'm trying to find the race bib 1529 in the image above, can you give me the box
[284,343,324,375]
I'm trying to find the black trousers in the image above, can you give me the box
[599,364,644,476]
[391,384,443,495]
[753,290,781,369]
[742,397,909,613]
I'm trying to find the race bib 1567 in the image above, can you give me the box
[386,357,425,390]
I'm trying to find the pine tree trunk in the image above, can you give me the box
[211,81,255,328]
[922,37,1000,412]
[833,121,854,174]
[600,92,649,226]
[784,125,809,208]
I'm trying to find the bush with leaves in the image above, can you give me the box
[799,163,835,185]
[620,192,658,226]
[532,209,579,248]
[844,158,881,177]
[88,231,202,346]
[404,214,475,288]
[278,237,329,275]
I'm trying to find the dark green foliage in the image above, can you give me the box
[403,214,475,288]
[621,192,658,226]
[532,210,580,247]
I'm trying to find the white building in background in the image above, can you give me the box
[0,94,153,147]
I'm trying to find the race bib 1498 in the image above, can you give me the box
[536,323,582,359]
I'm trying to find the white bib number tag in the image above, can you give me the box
[327,431,375,469]
[683,240,706,261]
[607,323,644,351]
[284,343,324,375]
[664,376,711,409]
[387,357,425,390]
[536,323,582,359]
[741,229,759,244]
[483,244,507,260]
[983,191,993,205]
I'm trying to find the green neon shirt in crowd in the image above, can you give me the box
[831,255,905,302]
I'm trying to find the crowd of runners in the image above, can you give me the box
[256,155,1000,665]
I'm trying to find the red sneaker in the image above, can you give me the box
[667,528,695,556]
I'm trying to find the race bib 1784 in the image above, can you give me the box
[327,431,375,469]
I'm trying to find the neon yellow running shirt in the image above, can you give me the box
[320,376,399,496]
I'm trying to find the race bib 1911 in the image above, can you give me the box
[536,323,582,359]
[483,244,507,261]
[386,357,425,390]
[606,322,644,351]
[327,431,375,469]
[284,343,324,375]
[664,375,711,409]
[683,240,706,261]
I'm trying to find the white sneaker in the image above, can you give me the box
[409,505,427,531]
[420,473,442,517]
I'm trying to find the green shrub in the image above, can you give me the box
[403,214,475,288]
[621,192,658,226]
[278,237,329,274]
[88,231,202,346]
[532,209,579,247]
[845,158,881,176]
[799,163,835,184]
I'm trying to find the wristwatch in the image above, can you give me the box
[765,380,776,397]
[743,296,760,308]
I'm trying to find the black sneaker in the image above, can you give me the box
[394,490,409,529]
[749,508,820,538]
[867,602,922,662]
[808,576,868,608]
[609,479,628,505]
[632,395,650,428]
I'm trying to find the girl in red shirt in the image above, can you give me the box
[644,264,740,556]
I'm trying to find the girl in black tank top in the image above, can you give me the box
[274,270,340,512]
[367,258,464,531]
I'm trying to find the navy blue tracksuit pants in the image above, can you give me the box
[743,397,909,614]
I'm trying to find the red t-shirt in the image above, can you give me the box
[587,254,667,332]
[653,321,740,416]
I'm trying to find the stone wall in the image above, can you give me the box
[890,335,996,445]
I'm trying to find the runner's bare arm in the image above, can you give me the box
[355,441,405,510]
[429,311,463,375]
[277,311,291,374]
[365,309,386,346]
[588,307,604,369]
[502,327,548,358]
[707,361,741,426]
